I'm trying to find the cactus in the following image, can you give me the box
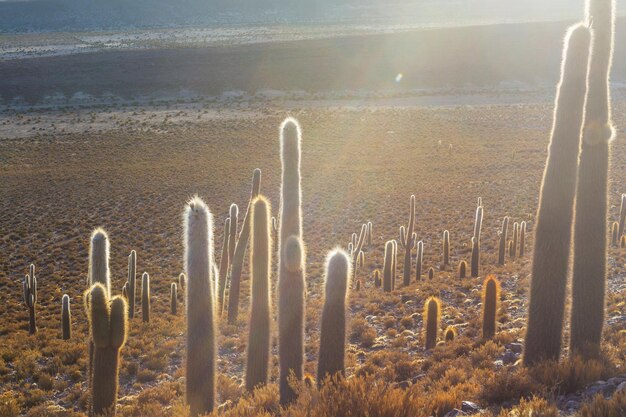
[459,260,467,279]
[498,217,509,265]
[228,203,238,267]
[415,240,423,281]
[391,240,398,290]
[611,222,619,247]
[570,0,615,359]
[444,326,456,342]
[383,241,394,292]
[122,282,127,299]
[400,195,417,286]
[85,283,128,416]
[141,272,150,323]
[127,250,136,319]
[443,230,450,267]
[89,229,111,295]
[351,233,357,248]
[278,118,305,405]
[508,240,514,258]
[23,265,37,334]
[228,169,262,324]
[428,267,434,280]
[246,196,272,392]
[317,250,351,384]
[619,194,626,239]
[622,235,626,248]
[511,222,519,259]
[179,273,186,293]
[374,270,381,288]
[351,224,367,283]
[524,24,591,366]
[218,217,231,316]
[170,283,177,315]
[355,279,361,291]
[470,237,479,278]
[482,276,500,340]
[367,221,373,248]
[62,294,71,340]
[184,196,217,416]
[519,221,527,257]
[424,297,441,350]
[272,216,279,246]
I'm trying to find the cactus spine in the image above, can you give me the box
[23,265,37,334]
[482,276,500,340]
[498,217,509,265]
[218,217,231,316]
[278,118,305,405]
[570,0,615,359]
[85,283,128,417]
[524,24,591,366]
[383,241,394,292]
[228,169,261,324]
[184,197,217,416]
[443,230,450,267]
[424,297,441,350]
[459,260,467,279]
[89,229,111,296]
[519,221,527,257]
[317,249,351,384]
[127,250,136,319]
[246,196,272,392]
[400,195,417,286]
[415,240,423,281]
[471,205,483,277]
[141,272,150,323]
[170,283,177,315]
[62,294,71,340]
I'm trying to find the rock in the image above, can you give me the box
[493,359,504,368]
[616,381,626,393]
[461,401,481,413]
[370,343,385,351]
[564,400,580,411]
[507,342,524,354]
[444,409,465,417]
[584,381,615,398]
[396,380,411,390]
[411,374,426,384]
[502,350,517,364]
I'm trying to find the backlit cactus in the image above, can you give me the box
[611,222,619,247]
[127,250,136,319]
[444,326,456,342]
[278,118,305,405]
[459,260,467,279]
[415,240,423,281]
[218,217,231,316]
[23,264,37,335]
[85,283,128,417]
[424,297,441,350]
[367,221,373,247]
[443,230,450,267]
[524,24,591,366]
[228,169,262,324]
[519,221,527,257]
[400,195,417,286]
[246,196,272,392]
[511,222,519,259]
[184,196,217,416]
[62,294,71,340]
[470,237,479,278]
[570,0,615,359]
[89,228,111,296]
[317,249,351,384]
[391,240,398,290]
[619,193,626,239]
[383,241,394,292]
[374,269,381,288]
[141,272,150,323]
[351,224,367,283]
[170,283,177,315]
[482,276,500,339]
[498,217,509,265]
[471,205,483,277]
[428,267,434,280]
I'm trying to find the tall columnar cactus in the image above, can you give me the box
[246,196,272,392]
[89,229,111,296]
[184,197,217,416]
[272,216,278,245]
[482,276,501,340]
[383,241,393,292]
[470,237,479,278]
[62,294,71,340]
[228,169,261,324]
[391,240,398,290]
[524,24,591,366]
[23,265,37,334]
[424,297,441,350]
[619,193,626,239]
[170,283,177,315]
[518,222,526,258]
[367,221,373,248]
[498,217,509,265]
[351,224,367,283]
[85,283,128,417]
[218,217,231,316]
[415,240,423,281]
[278,118,305,405]
[570,0,616,359]
[511,222,519,259]
[141,272,150,323]
[611,222,619,247]
[126,250,136,319]
[228,203,239,267]
[317,249,351,384]
[443,230,450,267]
[400,195,417,286]
[459,260,467,279]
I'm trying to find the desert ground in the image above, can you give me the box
[1,18,626,417]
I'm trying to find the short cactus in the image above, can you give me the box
[428,267,434,280]
[85,283,128,417]
[184,196,217,416]
[373,270,381,288]
[400,195,417,286]
[246,196,272,392]
[141,272,150,323]
[178,273,186,293]
[317,250,351,384]
[170,283,177,315]
[444,326,456,342]
[611,222,619,247]
[23,265,37,335]
[62,294,71,340]
[424,297,441,350]
[459,260,467,279]
[482,276,501,339]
